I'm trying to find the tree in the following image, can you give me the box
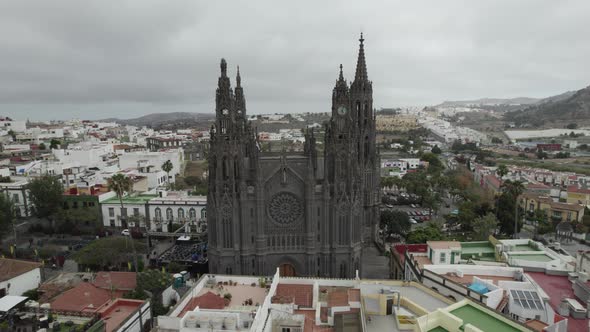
[49,139,61,149]
[420,152,443,174]
[73,237,146,270]
[0,195,16,249]
[38,143,46,150]
[431,145,442,154]
[472,213,498,240]
[106,172,143,332]
[108,174,132,229]
[496,164,508,178]
[28,175,64,219]
[7,130,16,141]
[406,223,444,244]
[497,180,525,237]
[380,210,411,236]
[566,123,577,129]
[162,160,173,189]
[536,149,548,159]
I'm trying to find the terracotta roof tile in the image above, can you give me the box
[50,283,113,313]
[327,290,349,307]
[93,272,137,291]
[179,291,225,317]
[275,284,313,308]
[0,258,42,283]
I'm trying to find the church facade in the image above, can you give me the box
[207,35,380,278]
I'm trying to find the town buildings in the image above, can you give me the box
[155,269,536,332]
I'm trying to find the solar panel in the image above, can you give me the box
[511,289,544,310]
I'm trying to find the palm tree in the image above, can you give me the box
[501,180,525,238]
[107,174,143,331]
[108,174,132,229]
[162,160,173,189]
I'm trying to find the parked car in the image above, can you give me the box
[121,229,130,236]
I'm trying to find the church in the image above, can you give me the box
[207,35,380,278]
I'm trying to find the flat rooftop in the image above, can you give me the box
[102,195,157,204]
[360,283,449,312]
[443,273,516,286]
[99,299,143,332]
[450,304,522,332]
[527,272,588,332]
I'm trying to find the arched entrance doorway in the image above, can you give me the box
[279,263,296,277]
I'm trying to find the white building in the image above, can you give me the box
[147,192,207,233]
[0,176,31,217]
[118,149,184,181]
[0,258,42,297]
[0,117,26,133]
[100,191,206,231]
[52,142,115,169]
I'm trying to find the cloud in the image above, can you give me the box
[0,0,589,120]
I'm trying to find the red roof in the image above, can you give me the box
[179,291,225,317]
[274,284,313,307]
[50,282,114,312]
[527,272,588,332]
[568,186,590,194]
[327,290,349,307]
[93,272,137,291]
[393,244,428,264]
[98,299,144,332]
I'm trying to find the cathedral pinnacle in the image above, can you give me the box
[236,65,241,87]
[339,64,344,81]
[220,58,227,77]
[354,33,368,83]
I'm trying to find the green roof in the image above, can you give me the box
[450,304,522,332]
[102,195,157,205]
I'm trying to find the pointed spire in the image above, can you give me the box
[220,58,227,77]
[354,33,368,83]
[339,64,344,81]
[236,65,241,87]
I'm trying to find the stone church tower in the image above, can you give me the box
[207,35,380,278]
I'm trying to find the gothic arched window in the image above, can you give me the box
[178,208,185,220]
[155,208,162,220]
[189,208,196,220]
[166,208,173,221]
[222,157,228,179]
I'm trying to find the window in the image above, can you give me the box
[72,201,78,209]
[178,208,185,220]
[440,252,446,263]
[282,328,291,332]
[166,208,173,221]
[201,208,206,219]
[12,194,19,203]
[189,208,196,220]
[109,207,115,217]
[121,208,127,217]
[155,208,162,220]
[567,212,572,221]
[110,219,115,227]
[133,208,140,216]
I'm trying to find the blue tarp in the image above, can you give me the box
[468,283,489,294]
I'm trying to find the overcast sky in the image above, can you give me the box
[1,0,589,120]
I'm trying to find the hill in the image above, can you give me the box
[437,97,540,108]
[102,112,216,129]
[505,86,590,127]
